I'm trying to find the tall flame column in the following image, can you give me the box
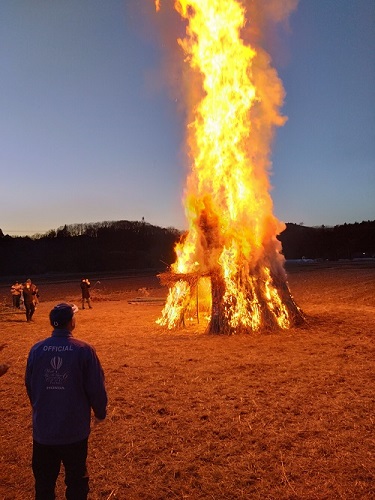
[156,0,304,333]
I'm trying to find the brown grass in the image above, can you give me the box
[0,262,374,499]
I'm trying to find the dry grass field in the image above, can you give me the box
[0,261,374,499]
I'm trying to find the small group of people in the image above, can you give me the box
[11,275,94,323]
[11,279,40,322]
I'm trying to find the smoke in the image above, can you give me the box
[243,0,299,26]
[241,0,299,67]
[150,0,299,80]
[149,0,299,149]
[140,1,198,117]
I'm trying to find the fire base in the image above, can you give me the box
[158,269,305,334]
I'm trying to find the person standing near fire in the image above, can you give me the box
[23,279,39,322]
[10,280,23,308]
[25,302,107,499]
[80,278,92,309]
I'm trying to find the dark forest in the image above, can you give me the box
[0,219,374,277]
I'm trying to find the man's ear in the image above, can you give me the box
[68,317,76,331]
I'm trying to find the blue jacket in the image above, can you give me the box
[25,329,107,445]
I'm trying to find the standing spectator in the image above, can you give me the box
[10,281,23,308]
[80,278,92,309]
[23,279,38,322]
[25,303,107,500]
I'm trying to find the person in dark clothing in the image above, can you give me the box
[80,278,92,309]
[23,279,38,322]
[25,303,107,500]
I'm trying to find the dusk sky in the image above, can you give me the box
[1,0,374,236]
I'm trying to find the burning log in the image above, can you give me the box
[208,272,225,333]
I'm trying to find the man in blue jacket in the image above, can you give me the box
[25,303,108,500]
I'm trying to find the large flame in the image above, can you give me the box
[154,0,302,333]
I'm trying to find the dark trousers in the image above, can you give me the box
[32,438,89,500]
[25,302,35,321]
[12,295,20,308]
[82,297,92,309]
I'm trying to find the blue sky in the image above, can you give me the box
[1,0,374,236]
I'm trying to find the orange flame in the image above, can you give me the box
[155,0,300,332]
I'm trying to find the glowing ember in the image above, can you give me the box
[155,0,304,333]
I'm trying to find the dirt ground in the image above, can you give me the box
[0,262,374,499]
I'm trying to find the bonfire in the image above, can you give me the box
[154,0,304,333]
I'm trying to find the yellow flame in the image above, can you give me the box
[156,0,293,331]
[156,280,191,328]
[262,266,290,329]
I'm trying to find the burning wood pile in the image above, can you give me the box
[157,204,304,334]
[154,0,304,333]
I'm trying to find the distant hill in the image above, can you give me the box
[278,220,375,260]
[0,220,181,276]
[0,219,374,277]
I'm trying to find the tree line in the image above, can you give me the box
[0,220,180,276]
[0,219,373,277]
[278,220,375,261]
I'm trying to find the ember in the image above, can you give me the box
[155,0,304,333]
